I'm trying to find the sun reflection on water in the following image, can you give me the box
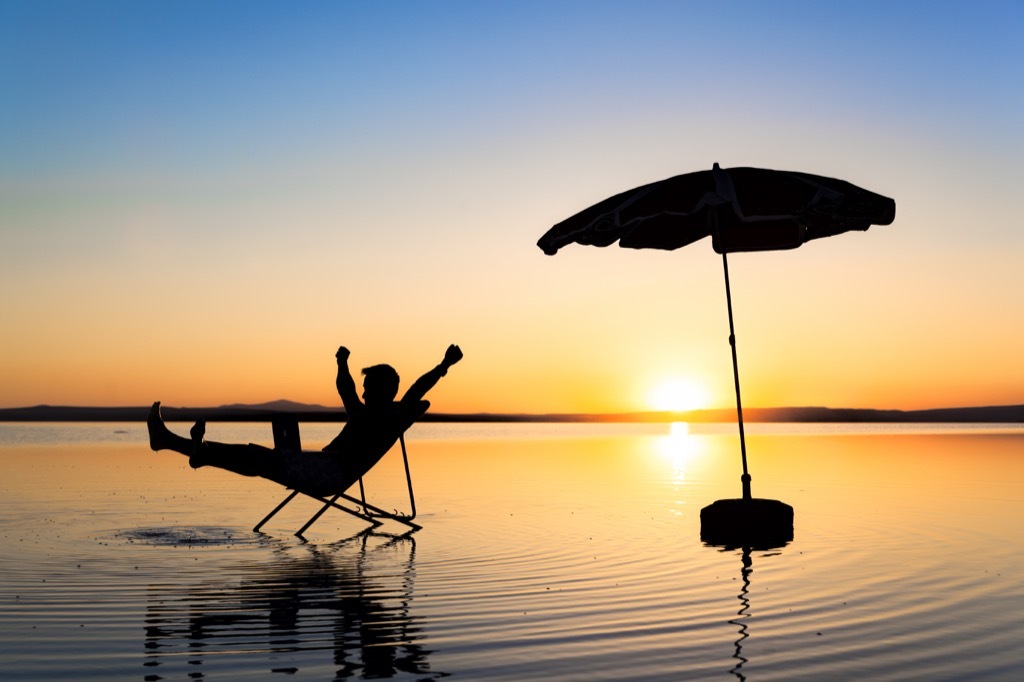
[654,422,705,486]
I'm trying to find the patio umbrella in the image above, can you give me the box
[538,163,895,544]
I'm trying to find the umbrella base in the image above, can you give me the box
[700,498,794,550]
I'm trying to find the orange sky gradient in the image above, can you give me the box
[2,2,1022,415]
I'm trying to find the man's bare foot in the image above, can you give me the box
[147,402,176,452]
[147,401,200,461]
[189,420,208,469]
[190,419,206,443]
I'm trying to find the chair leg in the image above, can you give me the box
[336,435,421,532]
[339,491,422,531]
[356,435,418,522]
[254,490,300,532]
[295,494,339,537]
[400,433,417,521]
[261,433,422,538]
[295,494,385,539]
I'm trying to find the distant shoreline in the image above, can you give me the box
[0,403,1021,423]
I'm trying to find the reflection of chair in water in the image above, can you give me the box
[142,533,444,679]
[255,405,425,539]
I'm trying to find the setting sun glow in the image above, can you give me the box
[647,378,710,412]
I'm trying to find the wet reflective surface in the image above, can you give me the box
[2,422,1023,680]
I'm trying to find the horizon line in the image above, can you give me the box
[0,402,1022,424]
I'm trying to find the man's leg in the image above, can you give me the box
[198,438,281,478]
[148,402,281,478]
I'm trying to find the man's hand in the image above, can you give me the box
[442,344,463,369]
[336,346,351,363]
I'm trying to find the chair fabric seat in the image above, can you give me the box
[272,451,362,498]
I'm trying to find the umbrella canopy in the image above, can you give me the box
[537,163,895,539]
[538,163,895,256]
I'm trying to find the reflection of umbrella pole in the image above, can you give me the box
[728,548,753,680]
[721,251,752,501]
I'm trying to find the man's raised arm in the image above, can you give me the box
[335,346,362,414]
[402,344,463,405]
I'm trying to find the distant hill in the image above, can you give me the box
[0,402,1021,423]
[219,399,336,413]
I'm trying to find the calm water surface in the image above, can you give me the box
[1,422,1022,680]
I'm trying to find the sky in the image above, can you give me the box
[2,0,1022,415]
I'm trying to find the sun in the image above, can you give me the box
[647,378,710,412]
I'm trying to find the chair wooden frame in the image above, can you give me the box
[253,416,422,539]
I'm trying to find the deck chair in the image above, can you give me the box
[253,403,427,539]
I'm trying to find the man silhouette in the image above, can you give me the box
[147,344,462,495]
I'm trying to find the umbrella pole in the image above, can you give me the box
[722,251,752,500]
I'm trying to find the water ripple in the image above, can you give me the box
[117,525,260,547]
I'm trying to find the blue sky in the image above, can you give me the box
[2,1,1022,412]
[7,1,1020,176]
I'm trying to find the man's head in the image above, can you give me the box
[361,364,400,405]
